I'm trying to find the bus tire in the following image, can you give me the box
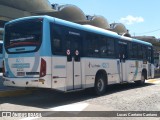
[94,73,107,96]
[135,72,146,85]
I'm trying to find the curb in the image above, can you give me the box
[0,88,35,97]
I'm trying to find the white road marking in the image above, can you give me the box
[20,117,40,120]
[20,102,89,119]
[50,102,89,114]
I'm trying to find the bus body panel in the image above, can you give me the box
[51,56,67,91]
[84,58,120,86]
[3,17,52,88]
[3,56,52,88]
[3,52,42,77]
[127,60,143,82]
[151,64,155,78]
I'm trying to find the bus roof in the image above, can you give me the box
[53,16,120,38]
[132,38,152,46]
[83,24,118,35]
[120,35,152,46]
[5,15,152,47]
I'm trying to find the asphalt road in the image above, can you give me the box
[1,78,160,120]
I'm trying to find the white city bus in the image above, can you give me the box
[3,16,154,95]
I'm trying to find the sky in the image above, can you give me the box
[49,0,160,38]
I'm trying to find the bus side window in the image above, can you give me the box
[129,43,138,59]
[132,43,138,59]
[142,46,147,60]
[53,38,61,52]
[128,43,131,59]
[51,24,64,55]
[148,48,152,62]
[138,44,143,59]
[0,44,2,54]
[87,34,99,57]
[93,36,115,58]
[107,39,115,58]
[99,37,107,58]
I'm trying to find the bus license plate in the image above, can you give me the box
[17,72,25,76]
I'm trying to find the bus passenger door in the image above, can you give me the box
[66,36,82,90]
[118,43,128,83]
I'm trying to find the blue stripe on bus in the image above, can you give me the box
[132,38,152,46]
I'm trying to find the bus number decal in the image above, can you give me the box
[16,58,24,63]
[88,62,108,68]
[12,63,30,68]
[102,63,109,68]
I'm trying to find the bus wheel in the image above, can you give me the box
[135,73,145,85]
[94,74,107,96]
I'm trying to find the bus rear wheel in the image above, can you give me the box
[94,74,107,96]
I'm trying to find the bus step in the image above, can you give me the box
[65,88,84,93]
[120,81,128,84]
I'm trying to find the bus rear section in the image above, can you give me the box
[3,18,52,88]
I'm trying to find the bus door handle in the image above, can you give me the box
[75,75,80,77]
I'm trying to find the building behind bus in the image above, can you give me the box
[0,0,160,76]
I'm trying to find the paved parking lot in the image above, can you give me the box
[0,78,160,120]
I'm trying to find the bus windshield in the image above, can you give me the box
[4,18,43,53]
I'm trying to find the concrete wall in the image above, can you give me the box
[0,0,52,13]
[0,5,35,20]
